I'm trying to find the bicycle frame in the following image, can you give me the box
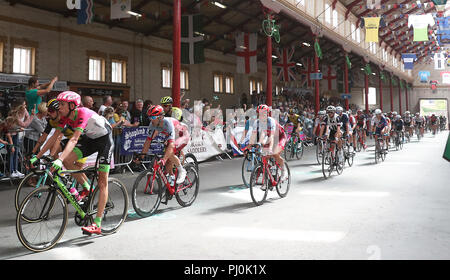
[145,160,194,197]
[260,156,282,187]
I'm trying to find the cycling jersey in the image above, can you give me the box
[147,117,175,155]
[57,107,111,139]
[404,116,413,125]
[414,116,424,126]
[339,113,349,132]
[393,119,404,130]
[372,116,388,136]
[44,118,75,138]
[356,114,366,127]
[287,114,301,127]
[165,107,183,121]
[251,117,287,152]
[321,114,341,132]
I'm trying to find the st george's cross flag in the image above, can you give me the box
[77,0,94,24]
[235,32,258,74]
[110,0,131,20]
[275,46,296,82]
[181,14,205,64]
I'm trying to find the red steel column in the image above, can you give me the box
[266,35,273,107]
[172,0,181,108]
[389,75,393,112]
[365,72,369,114]
[379,72,383,112]
[314,41,320,114]
[344,54,349,111]
[405,82,409,111]
[398,78,402,115]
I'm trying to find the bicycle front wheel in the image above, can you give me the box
[249,163,268,206]
[175,163,200,207]
[276,162,290,198]
[15,171,49,212]
[89,177,129,235]
[16,186,68,252]
[322,151,332,179]
[132,170,162,218]
[241,154,254,188]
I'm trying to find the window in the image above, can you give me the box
[325,3,331,24]
[225,75,234,94]
[369,42,376,54]
[356,27,361,43]
[332,9,338,28]
[181,69,189,90]
[351,23,356,41]
[382,48,388,62]
[162,64,171,88]
[364,87,377,105]
[249,78,263,95]
[295,0,305,6]
[13,46,34,75]
[89,57,105,81]
[213,73,223,93]
[111,60,126,84]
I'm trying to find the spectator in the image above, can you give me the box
[98,95,113,116]
[130,99,149,127]
[2,115,23,177]
[82,95,94,109]
[25,76,58,114]
[23,102,48,154]
[121,100,132,122]
[104,106,123,129]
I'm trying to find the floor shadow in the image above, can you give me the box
[200,201,259,215]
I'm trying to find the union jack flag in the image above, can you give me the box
[275,46,296,82]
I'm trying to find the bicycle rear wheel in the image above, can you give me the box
[284,139,294,161]
[322,151,333,179]
[276,162,290,198]
[249,163,268,206]
[132,170,162,218]
[316,141,323,164]
[175,163,200,207]
[16,186,68,252]
[296,140,304,160]
[89,177,128,235]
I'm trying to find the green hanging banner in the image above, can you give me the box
[391,76,398,86]
[364,63,372,75]
[314,39,322,59]
[345,55,352,68]
[400,80,404,89]
[380,71,387,84]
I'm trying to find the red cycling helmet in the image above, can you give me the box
[147,105,164,117]
[256,104,270,114]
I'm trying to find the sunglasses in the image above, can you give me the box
[162,104,171,108]
[148,115,159,120]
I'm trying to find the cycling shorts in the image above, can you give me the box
[72,128,114,172]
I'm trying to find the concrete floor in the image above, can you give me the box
[1,131,449,260]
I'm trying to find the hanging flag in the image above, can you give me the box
[401,53,417,70]
[77,0,94,24]
[181,14,205,65]
[275,46,296,82]
[314,39,322,59]
[110,0,131,20]
[364,17,381,42]
[345,55,352,69]
[235,33,258,74]
[364,63,372,75]
[323,65,337,90]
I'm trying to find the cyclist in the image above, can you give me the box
[30,99,90,194]
[313,110,326,143]
[414,113,425,137]
[319,105,342,156]
[160,96,183,121]
[248,104,288,181]
[404,111,414,138]
[140,105,187,185]
[392,115,405,144]
[32,91,114,235]
[430,114,438,135]
[371,109,389,152]
[286,108,302,138]
[354,109,367,150]
[384,113,392,150]
[335,107,350,151]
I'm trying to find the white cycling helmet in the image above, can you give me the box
[374,109,382,115]
[336,106,343,113]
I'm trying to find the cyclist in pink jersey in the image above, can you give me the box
[33,91,113,235]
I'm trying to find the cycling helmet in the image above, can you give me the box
[393,111,397,115]
[47,98,60,111]
[326,105,336,113]
[405,111,410,115]
[257,104,270,114]
[160,96,173,105]
[171,107,183,121]
[415,112,420,116]
[318,110,326,116]
[374,109,382,115]
[357,109,363,114]
[147,105,164,117]
[57,91,81,107]
[336,106,343,113]
[288,108,295,114]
